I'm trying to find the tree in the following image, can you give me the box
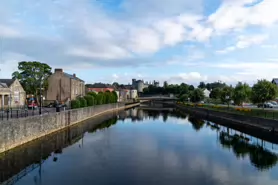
[210,87,222,100]
[78,97,87,107]
[84,95,94,106]
[179,94,190,102]
[112,82,120,88]
[163,81,168,88]
[251,79,278,106]
[97,92,104,105]
[12,61,52,95]
[189,88,205,103]
[233,82,251,106]
[220,86,234,106]
[71,100,80,109]
[198,81,206,89]
[112,91,118,103]
[189,85,195,91]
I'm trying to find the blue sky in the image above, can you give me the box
[1,0,278,86]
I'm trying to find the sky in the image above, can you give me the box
[1,0,278,86]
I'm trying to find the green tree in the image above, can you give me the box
[179,94,190,102]
[71,100,80,109]
[198,81,206,89]
[78,97,87,107]
[84,95,94,106]
[163,81,168,88]
[251,79,278,107]
[12,61,52,95]
[87,91,97,105]
[209,87,222,100]
[220,86,234,106]
[97,92,104,105]
[189,88,205,103]
[189,85,195,91]
[112,91,118,103]
[233,82,251,106]
[104,91,112,104]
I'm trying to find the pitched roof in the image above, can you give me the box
[272,78,278,84]
[0,79,15,87]
[87,83,114,88]
[64,73,84,82]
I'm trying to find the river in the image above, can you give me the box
[1,107,278,185]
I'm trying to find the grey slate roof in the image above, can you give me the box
[272,78,278,84]
[0,79,15,87]
[86,83,113,88]
[64,73,84,82]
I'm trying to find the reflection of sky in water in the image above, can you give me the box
[13,113,278,185]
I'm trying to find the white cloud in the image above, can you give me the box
[216,34,268,54]
[209,0,278,33]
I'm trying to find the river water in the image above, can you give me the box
[1,107,278,185]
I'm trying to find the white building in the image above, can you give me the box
[203,89,211,98]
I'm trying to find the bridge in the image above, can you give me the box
[138,95,178,101]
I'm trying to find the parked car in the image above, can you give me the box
[257,102,274,108]
[28,101,38,109]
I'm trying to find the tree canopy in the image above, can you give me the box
[251,79,278,104]
[189,88,205,103]
[233,82,251,106]
[12,61,52,95]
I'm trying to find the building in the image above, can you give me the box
[45,69,85,103]
[131,79,160,93]
[203,89,211,98]
[272,78,278,85]
[0,79,26,108]
[86,83,115,93]
[116,86,138,102]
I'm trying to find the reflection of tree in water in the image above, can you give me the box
[219,132,278,170]
[172,109,188,119]
[188,115,205,131]
[88,117,118,133]
[162,111,168,122]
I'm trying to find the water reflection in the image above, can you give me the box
[1,108,278,185]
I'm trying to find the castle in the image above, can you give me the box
[132,79,159,93]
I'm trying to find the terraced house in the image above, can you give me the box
[0,79,26,109]
[45,69,85,103]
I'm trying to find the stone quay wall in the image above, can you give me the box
[0,103,135,153]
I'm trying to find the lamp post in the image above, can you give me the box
[39,79,42,115]
[226,95,230,109]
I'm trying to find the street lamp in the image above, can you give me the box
[39,80,43,115]
[226,95,230,109]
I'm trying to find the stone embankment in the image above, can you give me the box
[0,103,139,153]
[176,105,278,132]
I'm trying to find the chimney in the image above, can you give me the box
[73,73,76,78]
[55,68,63,73]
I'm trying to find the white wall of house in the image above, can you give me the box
[203,89,210,98]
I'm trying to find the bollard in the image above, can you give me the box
[17,110,19,118]
[7,110,9,120]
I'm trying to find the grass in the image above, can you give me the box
[177,102,278,120]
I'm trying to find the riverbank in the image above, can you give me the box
[0,102,139,154]
[176,104,278,133]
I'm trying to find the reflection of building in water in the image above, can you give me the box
[117,108,147,121]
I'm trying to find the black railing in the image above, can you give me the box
[0,107,55,121]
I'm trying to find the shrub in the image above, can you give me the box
[84,95,94,106]
[78,97,87,107]
[71,100,80,109]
